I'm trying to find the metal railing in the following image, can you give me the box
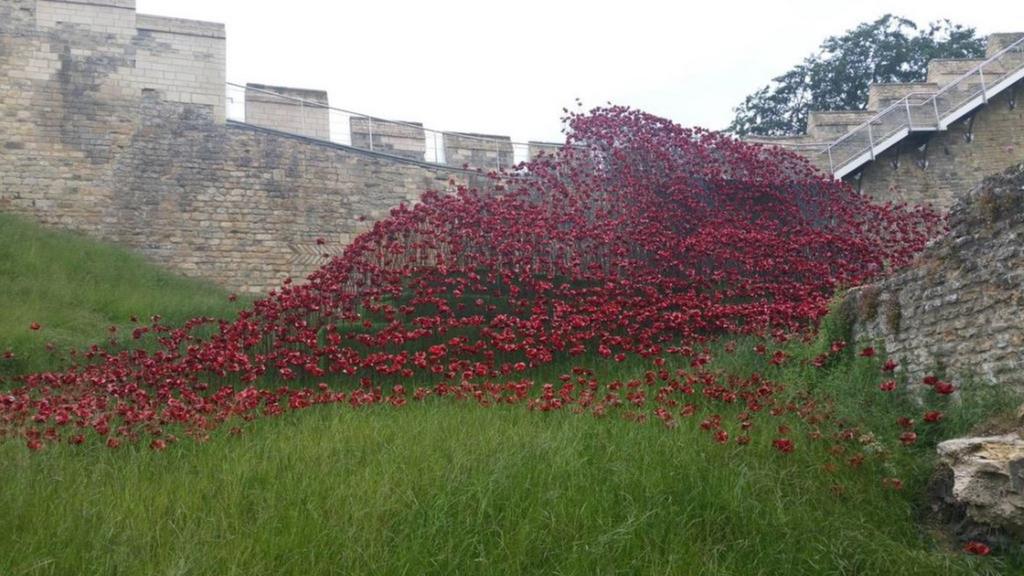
[226,82,563,172]
[816,34,1024,177]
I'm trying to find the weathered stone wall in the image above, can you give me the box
[135,15,226,122]
[116,99,467,293]
[848,163,1024,390]
[349,117,426,161]
[0,0,478,293]
[853,85,1024,211]
[244,84,329,140]
[444,132,515,170]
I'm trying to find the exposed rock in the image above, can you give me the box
[932,432,1024,542]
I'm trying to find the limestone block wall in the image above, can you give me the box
[867,83,937,110]
[2,0,141,236]
[115,97,467,293]
[349,117,426,161]
[853,84,1024,211]
[444,132,515,170]
[848,163,1024,390]
[35,0,136,36]
[135,15,226,122]
[0,0,480,293]
[31,1,226,121]
[989,33,1024,56]
[244,84,330,140]
[926,59,984,86]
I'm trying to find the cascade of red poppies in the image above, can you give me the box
[0,106,942,447]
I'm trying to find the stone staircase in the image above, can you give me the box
[749,32,1024,179]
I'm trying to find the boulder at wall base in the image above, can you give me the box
[931,433,1024,543]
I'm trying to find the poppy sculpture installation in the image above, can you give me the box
[0,106,943,450]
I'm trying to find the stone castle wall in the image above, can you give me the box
[0,0,479,293]
[847,163,1024,390]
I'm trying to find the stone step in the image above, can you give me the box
[986,32,1024,57]
[927,59,989,86]
[927,59,1023,88]
[741,135,832,171]
[867,83,938,111]
[805,110,876,140]
[744,134,823,147]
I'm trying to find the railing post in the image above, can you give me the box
[979,69,988,103]
[905,98,912,129]
[367,116,374,151]
[932,97,941,129]
[300,98,307,136]
[827,147,834,174]
[867,123,875,160]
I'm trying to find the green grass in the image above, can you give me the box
[0,213,247,377]
[1,215,1021,575]
[0,392,1016,576]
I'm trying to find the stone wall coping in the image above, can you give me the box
[928,58,987,65]
[351,117,424,128]
[445,131,513,141]
[136,14,226,39]
[226,120,483,175]
[43,0,135,10]
[869,82,939,87]
[245,84,329,106]
[808,110,876,117]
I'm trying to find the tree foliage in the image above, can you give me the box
[730,15,986,136]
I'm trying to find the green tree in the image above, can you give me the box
[730,15,986,136]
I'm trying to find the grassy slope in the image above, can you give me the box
[0,215,1021,575]
[0,370,1016,576]
[0,213,246,377]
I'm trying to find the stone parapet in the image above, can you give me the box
[244,84,330,140]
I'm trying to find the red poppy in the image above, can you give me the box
[882,477,903,490]
[963,541,991,556]
[773,438,794,453]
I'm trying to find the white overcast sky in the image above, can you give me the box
[136,0,1020,143]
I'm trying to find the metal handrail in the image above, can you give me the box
[226,81,567,170]
[817,34,1024,172]
[820,92,935,150]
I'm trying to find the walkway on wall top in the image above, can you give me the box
[815,35,1024,180]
